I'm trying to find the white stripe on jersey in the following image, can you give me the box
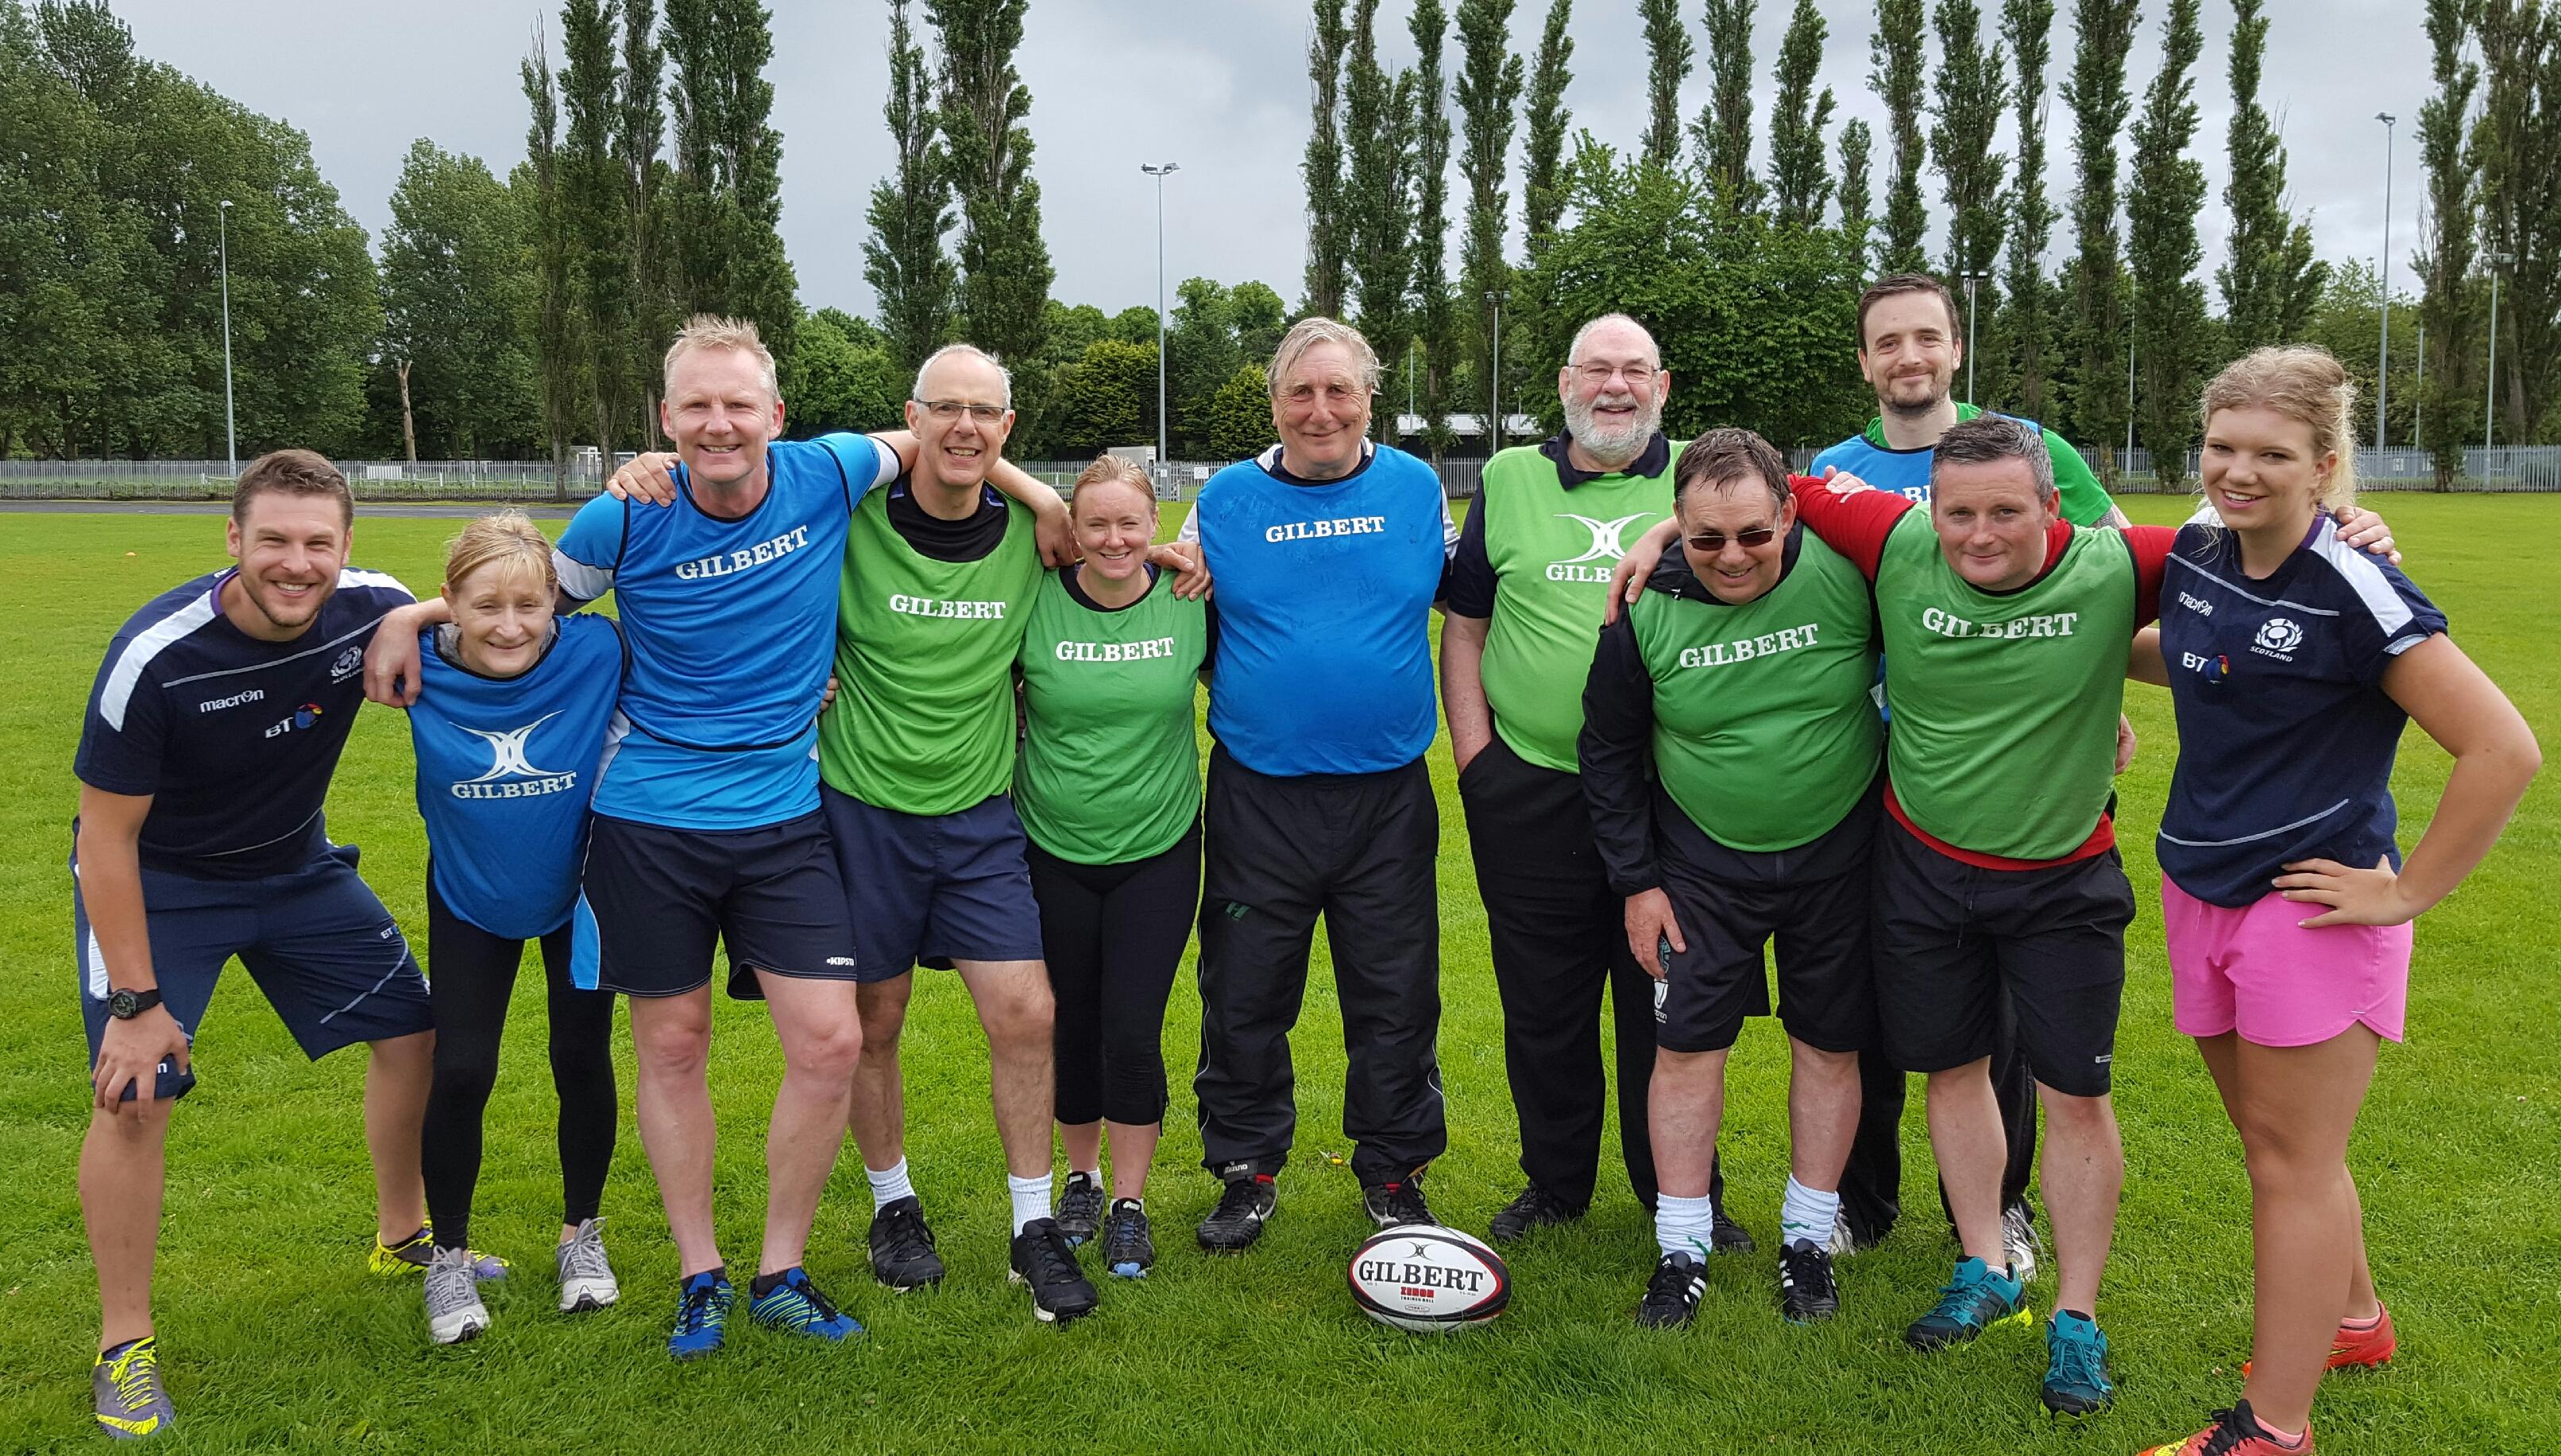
[338,567,413,595]
[2308,519,2422,642]
[98,584,222,730]
[2165,555,2342,617]
[554,546,616,603]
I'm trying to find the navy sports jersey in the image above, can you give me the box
[408,616,624,942]
[76,566,415,879]
[552,433,895,830]
[1179,442,1456,776]
[2157,509,2448,906]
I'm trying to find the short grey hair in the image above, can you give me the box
[913,342,1014,410]
[1268,316,1381,396]
[1932,414,2056,504]
[1566,312,1660,369]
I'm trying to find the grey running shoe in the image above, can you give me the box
[869,1195,946,1290]
[1827,1207,1860,1257]
[2003,1202,2043,1285]
[557,1217,619,1313]
[1056,1171,1106,1247]
[425,1244,492,1345]
[1102,1198,1155,1278]
[92,1336,173,1440]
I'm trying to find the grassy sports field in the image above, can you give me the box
[0,494,2553,1454]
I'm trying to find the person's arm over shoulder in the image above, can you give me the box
[1789,474,1911,580]
[1578,610,1662,896]
[816,431,902,500]
[552,491,628,607]
[2125,524,2177,628]
[2045,429,2125,527]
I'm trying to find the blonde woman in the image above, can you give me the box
[404,512,625,1345]
[2130,348,2538,1456]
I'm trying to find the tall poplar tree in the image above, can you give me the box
[2218,0,2320,353]
[664,0,799,362]
[929,0,1050,369]
[1410,0,1456,458]
[560,0,630,454]
[1303,0,1352,318]
[1929,0,2008,324]
[1995,0,2057,420]
[863,0,954,373]
[2125,0,2207,485]
[2415,0,2478,484]
[617,0,668,440]
[1456,0,1521,417]
[1639,0,1691,169]
[522,23,578,488]
[2061,0,2138,457]
[1837,118,1876,268]
[2474,0,2561,445]
[1871,0,1929,272]
[1767,0,1837,230]
[1344,0,1416,398]
[1692,0,1762,212]
[1520,0,1575,254]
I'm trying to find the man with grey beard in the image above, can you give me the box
[1441,314,1749,1249]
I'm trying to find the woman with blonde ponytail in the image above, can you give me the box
[2130,349,2540,1456]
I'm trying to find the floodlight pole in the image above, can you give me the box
[219,199,237,480]
[2376,113,2396,450]
[2485,249,2512,449]
[1141,162,1179,473]
[1485,290,1506,451]
[1960,270,1988,404]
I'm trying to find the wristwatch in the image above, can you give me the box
[106,987,164,1020]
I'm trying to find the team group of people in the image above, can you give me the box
[69,276,2535,1454]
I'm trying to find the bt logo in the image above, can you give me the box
[263,703,324,738]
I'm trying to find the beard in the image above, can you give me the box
[1564,388,1662,465]
[1879,368,1952,418]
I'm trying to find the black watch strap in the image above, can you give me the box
[108,987,164,1019]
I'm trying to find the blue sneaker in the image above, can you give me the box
[1904,1256,2032,1350]
[748,1266,864,1342]
[2041,1310,2116,1415]
[666,1269,735,1361]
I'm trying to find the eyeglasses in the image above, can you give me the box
[1686,527,1777,552]
[1572,362,1658,386]
[916,399,1008,424]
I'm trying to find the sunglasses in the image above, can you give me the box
[1686,527,1777,551]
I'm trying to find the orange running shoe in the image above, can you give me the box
[2242,1301,2394,1377]
[2137,1400,2313,1454]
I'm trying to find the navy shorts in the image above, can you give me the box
[821,785,1045,976]
[582,811,863,998]
[1657,864,1872,1056]
[75,842,434,1103]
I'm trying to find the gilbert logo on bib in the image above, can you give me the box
[1546,512,1652,582]
[453,711,579,799]
[2252,616,2304,660]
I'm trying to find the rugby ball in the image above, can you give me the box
[1347,1224,1510,1333]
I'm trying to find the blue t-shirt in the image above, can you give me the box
[2157,510,2448,907]
[1183,442,1454,776]
[76,566,414,879]
[553,434,896,829]
[408,616,624,943]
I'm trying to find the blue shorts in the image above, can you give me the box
[74,843,434,1103]
[582,811,863,998]
[821,785,1045,976]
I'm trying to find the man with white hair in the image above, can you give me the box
[1438,314,1751,1253]
[1176,317,1460,1249]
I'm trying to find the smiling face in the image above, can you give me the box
[445,558,553,678]
[1271,340,1373,479]
[1675,480,1795,604]
[904,350,1015,489]
[1073,476,1158,585]
[224,492,347,639]
[2201,404,2331,535]
[1859,291,1961,418]
[1559,319,1669,466]
[1929,458,2055,593]
[661,344,783,491]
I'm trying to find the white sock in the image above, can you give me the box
[1655,1192,1715,1261]
[1008,1172,1052,1234]
[867,1158,917,1213]
[1779,1176,1841,1249]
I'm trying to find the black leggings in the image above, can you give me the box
[1027,824,1201,1127]
[420,877,618,1251]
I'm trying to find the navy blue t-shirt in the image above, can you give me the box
[76,566,415,879]
[2157,510,2447,906]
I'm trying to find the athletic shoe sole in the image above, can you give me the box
[1006,1269,1097,1323]
[429,1307,490,1345]
[560,1280,618,1314]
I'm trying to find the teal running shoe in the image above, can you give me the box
[2041,1310,2117,1415]
[93,1336,173,1440]
[749,1266,864,1342]
[666,1269,735,1361]
[1904,1256,2032,1350]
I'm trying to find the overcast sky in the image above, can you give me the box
[113,0,2431,319]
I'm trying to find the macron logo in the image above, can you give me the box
[199,687,265,714]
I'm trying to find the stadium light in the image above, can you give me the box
[218,199,237,481]
[1141,162,1179,475]
[2485,249,2513,450]
[1958,270,1990,404]
[2375,113,2396,450]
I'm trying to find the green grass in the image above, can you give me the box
[1,496,2555,1453]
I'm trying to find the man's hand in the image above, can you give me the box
[2276,854,2421,928]
[1034,496,1078,568]
[1601,519,1682,626]
[362,601,447,707]
[1146,543,1212,600]
[608,452,682,507]
[2331,504,2399,565]
[93,1003,187,1115]
[1624,889,1685,979]
[2115,713,2138,774]
[1818,465,1875,495]
[819,674,839,714]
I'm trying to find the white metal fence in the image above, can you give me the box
[2082,444,2561,492]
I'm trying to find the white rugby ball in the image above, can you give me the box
[1346,1224,1510,1333]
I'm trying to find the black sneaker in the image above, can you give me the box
[1101,1199,1154,1278]
[1056,1172,1106,1247]
[1778,1238,1841,1323]
[1487,1183,1580,1244]
[1196,1165,1277,1253]
[1009,1217,1100,1323]
[1710,1204,1757,1255]
[1362,1173,1435,1229]
[867,1195,945,1291]
[1636,1251,1707,1329]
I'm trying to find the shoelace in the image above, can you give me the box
[1377,1183,1431,1223]
[1104,1207,1148,1257]
[883,1203,937,1253]
[1927,1269,1999,1325]
[2049,1325,2109,1392]
[105,1343,160,1412]
[425,1253,481,1316]
[2188,1408,2254,1456]
[1028,1227,1083,1285]
[675,1280,728,1334]
[561,1221,612,1283]
[1645,1256,1702,1304]
[1780,1245,1833,1297]
[771,1275,842,1327]
[1211,1179,1266,1220]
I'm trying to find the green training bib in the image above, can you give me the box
[1014,568,1207,864]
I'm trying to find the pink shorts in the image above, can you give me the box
[2161,879,2412,1046]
